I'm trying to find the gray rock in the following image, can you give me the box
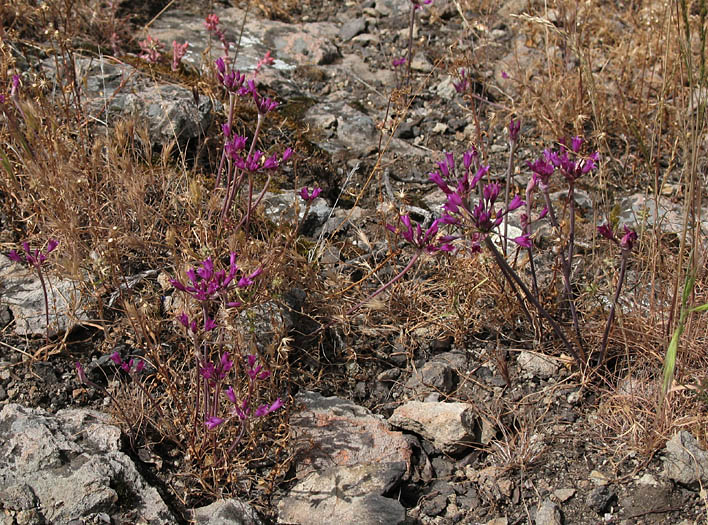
[664,430,708,485]
[149,8,338,71]
[618,482,673,521]
[192,499,264,525]
[585,486,616,514]
[262,190,331,235]
[321,206,367,236]
[303,100,378,155]
[550,188,593,211]
[277,464,407,525]
[411,54,433,73]
[0,255,89,337]
[0,404,175,524]
[41,57,215,148]
[335,53,395,87]
[535,498,562,525]
[340,17,367,42]
[620,193,708,238]
[405,360,457,396]
[276,391,411,524]
[389,401,479,454]
[435,76,457,99]
[517,351,560,379]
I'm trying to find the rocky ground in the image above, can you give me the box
[2,0,708,524]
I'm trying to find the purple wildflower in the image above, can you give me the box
[205,416,224,430]
[300,186,322,202]
[509,119,521,144]
[170,253,238,302]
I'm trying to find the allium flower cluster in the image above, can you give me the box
[178,312,218,333]
[200,352,234,384]
[528,136,600,186]
[204,354,283,429]
[429,151,530,248]
[597,223,638,251]
[453,69,470,94]
[386,215,456,253]
[215,57,246,93]
[170,253,261,303]
[8,239,59,267]
[300,186,322,202]
[110,351,145,374]
[233,148,293,173]
[508,119,521,144]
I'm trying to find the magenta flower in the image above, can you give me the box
[597,223,614,240]
[393,57,407,67]
[410,0,432,9]
[8,239,58,267]
[620,226,638,250]
[508,119,521,144]
[238,267,263,288]
[300,187,322,202]
[597,223,637,251]
[200,352,233,382]
[110,351,145,374]
[234,149,291,173]
[545,138,600,182]
[10,75,20,97]
[215,58,246,93]
[170,253,238,302]
[205,416,225,429]
[225,134,248,159]
[386,215,456,253]
[75,362,88,383]
[255,398,283,417]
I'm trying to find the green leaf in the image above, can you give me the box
[689,302,708,313]
[661,326,681,401]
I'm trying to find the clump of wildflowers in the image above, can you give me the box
[7,239,59,342]
[204,354,283,436]
[300,187,322,202]
[527,137,600,356]
[169,252,283,460]
[212,64,294,226]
